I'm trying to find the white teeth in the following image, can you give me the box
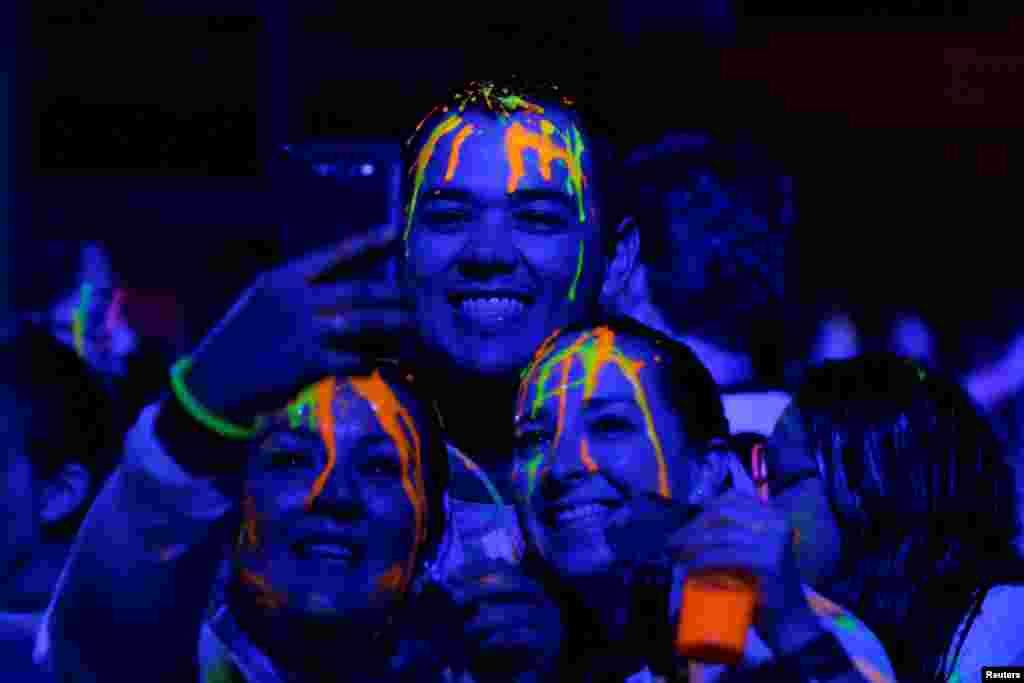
[459,297,526,315]
[554,503,610,523]
[305,544,354,560]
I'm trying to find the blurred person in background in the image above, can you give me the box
[766,354,1024,682]
[0,321,119,679]
[610,131,794,440]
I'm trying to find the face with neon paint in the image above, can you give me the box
[402,102,613,379]
[237,372,435,626]
[513,328,699,578]
[766,405,842,588]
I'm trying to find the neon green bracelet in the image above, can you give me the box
[170,356,264,440]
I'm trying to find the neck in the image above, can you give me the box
[0,541,69,613]
[230,582,396,683]
[429,368,520,500]
[570,572,647,676]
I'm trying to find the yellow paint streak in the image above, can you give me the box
[405,114,463,240]
[445,123,475,181]
[350,371,426,596]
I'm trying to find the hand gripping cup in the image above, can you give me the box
[675,568,759,665]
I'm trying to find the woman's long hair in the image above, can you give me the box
[793,354,1024,682]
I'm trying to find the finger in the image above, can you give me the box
[308,280,410,309]
[307,224,401,284]
[314,308,416,341]
[677,548,767,584]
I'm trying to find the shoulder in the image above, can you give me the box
[804,588,898,683]
[948,584,1024,680]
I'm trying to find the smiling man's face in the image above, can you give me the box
[402,100,609,379]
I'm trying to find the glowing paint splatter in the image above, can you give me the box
[303,378,340,510]
[525,450,546,498]
[405,114,463,241]
[834,614,859,633]
[504,120,588,222]
[567,240,584,302]
[579,438,599,473]
[350,371,427,596]
[445,123,475,181]
[451,81,546,118]
[72,283,94,358]
[517,327,671,499]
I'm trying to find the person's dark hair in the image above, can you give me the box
[791,353,1024,682]
[401,77,627,252]
[623,132,793,384]
[374,363,450,559]
[521,315,729,457]
[0,320,120,539]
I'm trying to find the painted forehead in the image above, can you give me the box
[517,328,664,416]
[404,85,593,235]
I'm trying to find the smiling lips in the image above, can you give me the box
[545,499,621,527]
[450,291,533,326]
[293,537,363,565]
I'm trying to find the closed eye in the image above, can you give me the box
[265,450,315,471]
[518,211,569,231]
[589,415,635,438]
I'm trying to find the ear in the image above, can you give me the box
[38,462,92,527]
[600,216,640,304]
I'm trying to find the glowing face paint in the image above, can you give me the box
[405,114,463,241]
[525,450,546,498]
[579,438,599,474]
[517,327,671,498]
[349,371,426,596]
[567,240,584,302]
[503,120,588,222]
[445,123,475,181]
[71,283,94,358]
[302,378,340,510]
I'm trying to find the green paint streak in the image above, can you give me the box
[529,331,594,419]
[560,126,587,223]
[526,450,546,498]
[72,283,94,358]
[834,614,859,633]
[404,114,463,242]
[286,385,319,432]
[567,240,585,302]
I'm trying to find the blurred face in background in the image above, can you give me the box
[46,243,138,379]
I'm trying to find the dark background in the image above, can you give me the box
[14,1,1024,366]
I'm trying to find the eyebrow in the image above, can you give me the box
[514,395,636,429]
[419,187,576,211]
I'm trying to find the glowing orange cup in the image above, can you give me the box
[675,568,759,665]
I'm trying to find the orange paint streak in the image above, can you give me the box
[444,123,475,181]
[240,569,288,611]
[349,371,426,596]
[580,438,599,473]
[504,120,574,194]
[304,378,339,509]
[553,333,591,450]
